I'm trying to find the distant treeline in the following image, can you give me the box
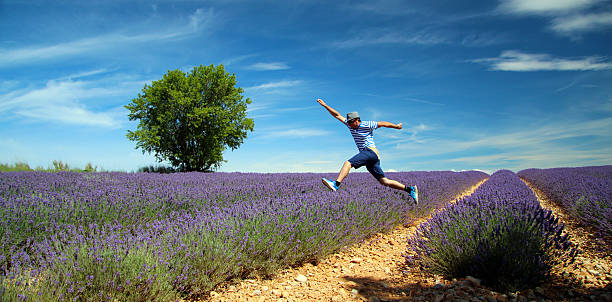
[0,161,178,173]
[0,160,101,173]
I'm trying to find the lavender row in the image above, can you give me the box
[406,170,577,292]
[0,170,487,301]
[518,165,612,239]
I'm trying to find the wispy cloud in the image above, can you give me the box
[443,146,612,172]
[460,31,514,47]
[246,104,316,120]
[0,80,21,93]
[497,0,612,35]
[246,103,270,113]
[462,118,611,149]
[259,128,332,139]
[0,76,141,127]
[221,54,258,66]
[15,103,121,128]
[276,105,319,112]
[189,8,214,30]
[247,62,290,71]
[473,50,612,71]
[377,122,431,146]
[57,68,115,81]
[498,0,601,15]
[556,80,577,92]
[394,117,612,159]
[331,30,446,48]
[406,97,444,106]
[551,12,612,34]
[347,0,417,16]
[246,80,303,91]
[0,8,215,67]
[404,123,429,143]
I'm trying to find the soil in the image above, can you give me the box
[196,180,611,302]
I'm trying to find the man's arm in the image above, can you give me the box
[317,99,346,123]
[377,121,402,129]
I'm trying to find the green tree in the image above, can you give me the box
[125,64,254,172]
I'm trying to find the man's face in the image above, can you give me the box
[348,118,360,129]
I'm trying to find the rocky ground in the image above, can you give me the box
[198,181,611,302]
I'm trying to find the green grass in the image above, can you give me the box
[0,161,102,173]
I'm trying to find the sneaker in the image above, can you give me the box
[410,185,419,205]
[321,178,339,192]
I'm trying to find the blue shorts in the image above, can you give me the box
[348,149,385,180]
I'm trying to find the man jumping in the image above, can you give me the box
[317,98,418,204]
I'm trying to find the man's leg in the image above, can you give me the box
[378,177,407,190]
[336,161,352,183]
[379,177,419,204]
[322,160,353,191]
[369,160,418,204]
[322,152,365,191]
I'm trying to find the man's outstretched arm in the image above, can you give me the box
[377,121,402,129]
[317,99,346,123]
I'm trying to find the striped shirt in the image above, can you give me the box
[345,120,378,151]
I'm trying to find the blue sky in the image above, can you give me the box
[1,0,611,174]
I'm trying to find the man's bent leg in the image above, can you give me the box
[379,177,419,204]
[378,177,407,190]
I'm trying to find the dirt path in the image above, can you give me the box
[203,181,488,302]
[522,180,612,301]
[200,179,611,302]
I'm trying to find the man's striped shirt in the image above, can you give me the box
[345,120,378,151]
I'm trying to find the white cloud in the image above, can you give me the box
[16,104,119,127]
[276,105,319,112]
[461,118,612,150]
[474,50,612,71]
[551,12,612,33]
[189,8,214,30]
[221,54,258,66]
[444,147,612,171]
[247,62,290,71]
[58,68,115,80]
[0,78,135,128]
[376,122,431,146]
[331,30,446,48]
[246,103,270,113]
[395,117,612,157]
[602,98,612,112]
[498,0,601,15]
[0,80,21,93]
[246,80,303,90]
[263,128,332,138]
[0,9,215,67]
[497,0,612,35]
[406,97,444,106]
[407,123,429,133]
[348,0,416,16]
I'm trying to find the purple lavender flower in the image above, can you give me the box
[406,170,576,292]
[518,165,612,239]
[1,170,486,300]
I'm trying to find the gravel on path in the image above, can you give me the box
[195,179,611,302]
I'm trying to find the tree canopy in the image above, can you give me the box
[125,64,254,172]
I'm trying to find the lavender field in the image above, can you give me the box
[0,170,486,301]
[518,165,612,239]
[406,170,577,292]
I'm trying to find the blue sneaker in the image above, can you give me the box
[321,178,339,192]
[410,185,419,205]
